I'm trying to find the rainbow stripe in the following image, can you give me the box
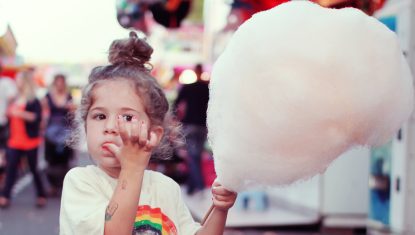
[134,205,177,235]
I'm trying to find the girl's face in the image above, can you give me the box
[16,75,25,92]
[86,80,150,175]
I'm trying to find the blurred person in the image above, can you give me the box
[0,70,47,208]
[41,74,75,197]
[60,32,236,235]
[0,64,17,186]
[174,63,209,195]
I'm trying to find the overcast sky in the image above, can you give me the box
[0,0,129,64]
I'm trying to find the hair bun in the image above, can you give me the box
[108,31,153,68]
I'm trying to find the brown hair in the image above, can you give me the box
[71,32,183,159]
[16,70,37,101]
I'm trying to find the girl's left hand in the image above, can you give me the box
[103,116,157,171]
[211,181,237,212]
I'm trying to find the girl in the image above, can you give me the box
[60,32,237,235]
[0,70,47,208]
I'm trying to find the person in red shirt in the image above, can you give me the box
[0,70,47,208]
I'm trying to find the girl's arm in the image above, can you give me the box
[13,110,37,122]
[196,182,237,235]
[101,117,160,235]
[103,167,146,235]
[9,99,41,122]
[40,97,50,132]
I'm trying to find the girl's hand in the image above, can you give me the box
[211,181,237,212]
[103,116,157,171]
[7,107,22,117]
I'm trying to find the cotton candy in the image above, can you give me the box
[207,1,414,192]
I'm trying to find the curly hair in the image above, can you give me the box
[70,31,183,159]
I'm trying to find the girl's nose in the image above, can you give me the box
[104,117,118,134]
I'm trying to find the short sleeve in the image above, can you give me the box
[174,183,201,235]
[59,168,108,235]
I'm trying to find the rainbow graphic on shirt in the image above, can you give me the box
[133,205,177,235]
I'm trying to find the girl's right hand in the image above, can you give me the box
[103,116,158,171]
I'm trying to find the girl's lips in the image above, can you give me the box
[101,142,117,156]
[102,141,119,147]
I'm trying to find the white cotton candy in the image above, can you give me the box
[207,1,414,192]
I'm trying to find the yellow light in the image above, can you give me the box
[179,69,197,84]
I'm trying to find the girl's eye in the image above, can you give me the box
[93,114,106,120]
[122,115,133,122]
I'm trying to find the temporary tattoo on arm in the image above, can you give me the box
[105,202,119,221]
[122,180,127,190]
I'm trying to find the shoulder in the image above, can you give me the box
[64,166,100,187]
[65,166,92,178]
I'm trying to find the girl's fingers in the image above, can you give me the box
[144,131,157,152]
[212,181,221,188]
[130,117,140,144]
[118,115,128,144]
[212,198,235,210]
[212,194,231,202]
[124,118,133,141]
[212,186,234,196]
[138,121,148,147]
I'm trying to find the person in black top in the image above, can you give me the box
[174,63,209,195]
[41,74,75,197]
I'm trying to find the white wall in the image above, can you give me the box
[321,147,370,215]
[267,176,320,212]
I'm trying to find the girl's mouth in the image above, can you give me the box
[101,142,116,156]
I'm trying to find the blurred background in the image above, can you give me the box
[0,0,414,234]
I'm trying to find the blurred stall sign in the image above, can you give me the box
[186,0,204,24]
[0,25,17,57]
[157,23,203,66]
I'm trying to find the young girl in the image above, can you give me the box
[60,32,237,235]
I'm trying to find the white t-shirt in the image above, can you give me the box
[0,77,17,125]
[60,165,201,235]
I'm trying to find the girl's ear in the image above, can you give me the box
[151,126,164,145]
